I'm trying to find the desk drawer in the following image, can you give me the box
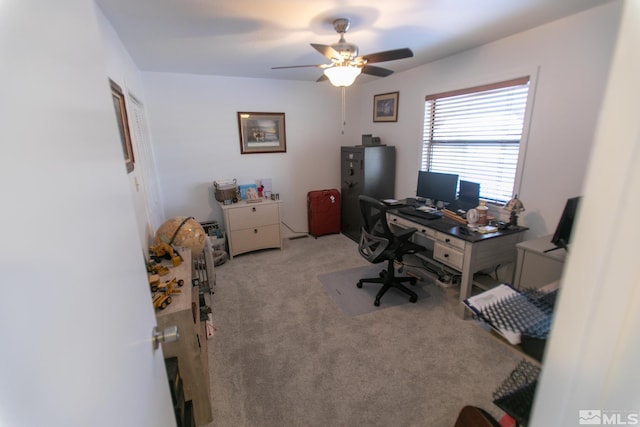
[387,214,435,238]
[434,242,464,270]
[435,231,465,250]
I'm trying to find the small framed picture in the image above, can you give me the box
[109,79,135,173]
[373,91,399,122]
[237,112,287,154]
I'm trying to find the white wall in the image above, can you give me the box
[141,72,350,232]
[347,1,622,239]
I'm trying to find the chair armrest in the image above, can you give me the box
[394,227,417,242]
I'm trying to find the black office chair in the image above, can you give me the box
[357,195,425,306]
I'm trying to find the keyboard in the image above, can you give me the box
[397,207,442,220]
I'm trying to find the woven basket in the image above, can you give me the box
[213,179,238,203]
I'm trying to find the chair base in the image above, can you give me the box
[357,260,418,306]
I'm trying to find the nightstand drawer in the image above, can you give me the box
[229,224,281,255]
[227,203,279,231]
[434,242,464,270]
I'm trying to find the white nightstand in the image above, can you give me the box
[219,199,282,259]
[513,235,566,289]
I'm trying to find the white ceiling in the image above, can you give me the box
[95,0,612,84]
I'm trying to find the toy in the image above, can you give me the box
[149,243,182,266]
[151,278,184,310]
[146,261,170,276]
[157,277,184,295]
[153,292,172,310]
[149,274,161,292]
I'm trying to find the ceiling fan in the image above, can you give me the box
[272,18,414,87]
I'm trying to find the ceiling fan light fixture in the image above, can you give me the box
[272,17,412,85]
[324,65,361,87]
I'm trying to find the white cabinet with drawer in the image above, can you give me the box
[221,199,282,259]
[389,212,468,271]
[514,235,566,289]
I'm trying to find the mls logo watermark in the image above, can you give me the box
[579,410,639,425]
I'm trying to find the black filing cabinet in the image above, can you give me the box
[341,145,396,242]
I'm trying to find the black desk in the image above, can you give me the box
[387,207,528,318]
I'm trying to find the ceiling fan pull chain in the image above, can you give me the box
[341,86,346,134]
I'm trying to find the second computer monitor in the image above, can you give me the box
[458,180,480,206]
[416,171,459,204]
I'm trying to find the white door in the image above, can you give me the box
[125,92,166,254]
[0,1,176,426]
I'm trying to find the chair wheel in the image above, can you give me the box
[410,296,417,303]
[409,278,417,285]
[356,280,363,288]
[374,299,381,307]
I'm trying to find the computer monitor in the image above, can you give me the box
[416,171,459,204]
[458,180,480,207]
[550,196,581,251]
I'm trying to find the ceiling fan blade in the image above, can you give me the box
[361,65,394,77]
[361,48,413,64]
[272,64,325,70]
[311,43,342,60]
[316,74,328,83]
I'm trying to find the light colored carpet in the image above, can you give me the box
[318,264,431,317]
[204,233,522,427]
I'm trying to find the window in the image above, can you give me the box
[422,77,530,204]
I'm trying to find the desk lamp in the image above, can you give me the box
[504,195,525,228]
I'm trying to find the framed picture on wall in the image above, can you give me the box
[373,91,399,122]
[109,79,135,173]
[237,112,287,154]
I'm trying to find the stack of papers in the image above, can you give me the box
[467,224,498,233]
[477,225,498,234]
[417,206,437,212]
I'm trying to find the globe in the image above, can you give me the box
[155,216,206,255]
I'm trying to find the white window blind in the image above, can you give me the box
[422,77,530,204]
